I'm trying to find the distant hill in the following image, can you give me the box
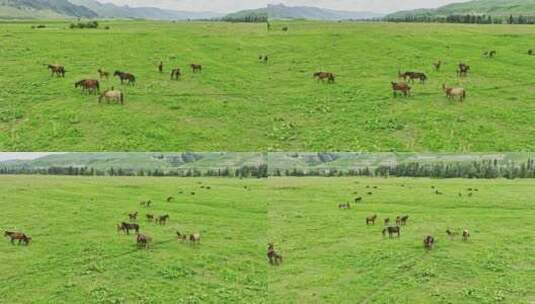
[0,0,222,20]
[224,4,384,21]
[387,0,535,19]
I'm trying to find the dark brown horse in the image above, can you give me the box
[140,200,152,207]
[47,64,66,77]
[119,222,139,235]
[382,226,400,238]
[75,79,100,94]
[399,71,427,84]
[384,218,390,226]
[366,214,377,225]
[190,64,202,73]
[424,235,435,249]
[354,197,362,203]
[136,233,152,248]
[157,214,169,225]
[158,61,163,73]
[128,212,138,221]
[313,72,335,83]
[267,243,283,265]
[457,63,470,77]
[391,82,411,97]
[5,231,32,245]
[338,203,351,209]
[114,71,136,85]
[170,68,181,80]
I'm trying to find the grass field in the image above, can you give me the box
[2,20,535,151]
[2,175,535,303]
[0,175,268,303]
[268,177,535,304]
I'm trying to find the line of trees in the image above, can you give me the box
[384,14,535,25]
[222,13,268,23]
[0,165,268,178]
[273,158,535,179]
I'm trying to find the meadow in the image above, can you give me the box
[2,21,535,151]
[2,175,535,303]
[0,175,268,303]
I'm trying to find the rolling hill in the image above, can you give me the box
[224,4,384,21]
[387,0,535,19]
[0,0,97,19]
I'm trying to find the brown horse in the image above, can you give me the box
[366,214,377,225]
[391,82,411,97]
[114,71,136,85]
[446,229,459,239]
[443,84,466,102]
[457,63,470,77]
[382,226,400,238]
[5,231,31,245]
[170,68,181,80]
[97,69,109,79]
[46,64,66,77]
[157,214,169,225]
[128,212,138,221]
[140,200,152,207]
[99,88,124,105]
[424,235,435,249]
[190,64,202,73]
[400,215,409,225]
[136,233,152,248]
[146,214,154,222]
[313,72,335,83]
[338,203,351,209]
[75,79,100,95]
[267,243,283,265]
[399,71,427,84]
[119,222,139,235]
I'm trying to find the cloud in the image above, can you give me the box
[96,0,471,13]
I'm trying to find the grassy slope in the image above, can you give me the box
[268,177,535,303]
[389,0,535,18]
[2,21,535,151]
[0,175,268,303]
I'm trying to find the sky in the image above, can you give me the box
[96,0,471,13]
[0,153,64,162]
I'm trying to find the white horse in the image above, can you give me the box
[98,88,124,105]
[443,84,466,102]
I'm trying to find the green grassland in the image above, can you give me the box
[2,175,535,303]
[0,175,268,303]
[2,20,535,151]
[268,177,535,303]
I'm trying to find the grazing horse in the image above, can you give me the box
[435,190,443,195]
[189,233,201,244]
[457,63,470,77]
[446,229,459,239]
[6,232,31,245]
[158,61,163,73]
[399,71,427,84]
[119,222,139,235]
[366,214,377,225]
[424,235,435,249]
[382,226,400,238]
[146,214,154,222]
[136,234,152,248]
[190,64,202,73]
[75,79,100,95]
[267,243,283,265]
[338,203,351,209]
[354,197,362,203]
[177,231,187,240]
[391,82,411,97]
[99,88,124,105]
[433,60,442,71]
[140,200,152,207]
[157,214,169,225]
[313,72,335,83]
[462,229,471,241]
[97,69,109,79]
[442,84,466,102]
[128,212,138,221]
[399,215,409,225]
[170,68,181,80]
[384,218,390,226]
[114,71,136,85]
[483,50,496,58]
[46,64,66,77]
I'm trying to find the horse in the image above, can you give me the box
[158,61,163,73]
[7,232,31,245]
[97,69,109,79]
[462,229,471,241]
[166,196,174,202]
[435,190,443,195]
[170,68,181,80]
[128,212,138,221]
[382,226,400,238]
[119,222,139,235]
[136,234,152,248]
[354,197,362,203]
[46,64,66,77]
[189,233,201,244]
[424,235,435,249]
[457,63,470,77]
[384,218,390,226]
[400,215,409,225]
[442,84,466,102]
[114,71,136,85]
[146,214,154,222]
[433,60,442,71]
[267,243,283,265]
[391,82,411,97]
[259,55,268,64]
[190,64,202,73]
[338,203,351,209]
[483,50,496,58]
[313,72,335,83]
[140,200,152,207]
[366,214,377,225]
[75,79,100,95]
[99,88,124,105]
[446,229,459,239]
[157,214,169,225]
[399,71,427,84]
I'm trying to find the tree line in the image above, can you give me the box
[384,14,535,25]
[272,158,535,179]
[0,165,268,178]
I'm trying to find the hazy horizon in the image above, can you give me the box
[95,0,471,13]
[0,153,65,162]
